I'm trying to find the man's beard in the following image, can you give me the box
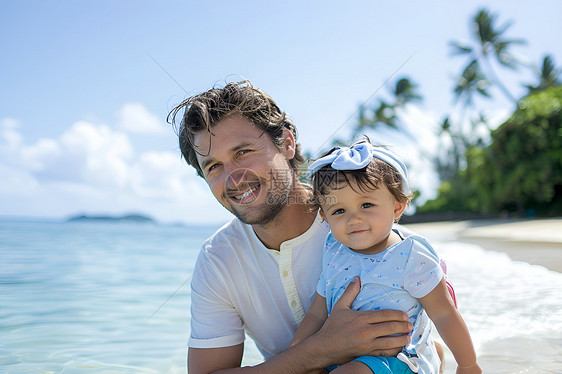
[232,191,287,225]
[230,173,293,226]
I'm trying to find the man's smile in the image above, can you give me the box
[234,186,258,200]
[226,182,262,204]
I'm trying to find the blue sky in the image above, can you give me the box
[1,1,561,224]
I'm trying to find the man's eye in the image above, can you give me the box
[332,209,345,215]
[361,203,374,209]
[238,149,252,156]
[207,163,220,173]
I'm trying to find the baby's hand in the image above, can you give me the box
[456,362,482,374]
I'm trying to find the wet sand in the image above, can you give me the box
[403,218,562,273]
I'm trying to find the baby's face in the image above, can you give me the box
[319,181,406,255]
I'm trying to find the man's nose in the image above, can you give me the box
[225,166,250,189]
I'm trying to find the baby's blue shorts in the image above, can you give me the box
[353,356,413,373]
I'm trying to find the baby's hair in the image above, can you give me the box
[310,142,413,206]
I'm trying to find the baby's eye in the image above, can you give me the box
[332,209,345,215]
[361,203,374,209]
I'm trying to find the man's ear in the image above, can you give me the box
[281,128,296,160]
[319,209,326,221]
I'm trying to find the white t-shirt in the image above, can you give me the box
[188,213,330,359]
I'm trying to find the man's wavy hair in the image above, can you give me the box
[168,80,304,177]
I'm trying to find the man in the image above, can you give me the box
[169,81,414,373]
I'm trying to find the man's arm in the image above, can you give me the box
[188,345,244,373]
[188,277,413,374]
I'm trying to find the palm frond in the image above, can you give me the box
[449,41,474,56]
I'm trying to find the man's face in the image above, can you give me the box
[194,116,296,225]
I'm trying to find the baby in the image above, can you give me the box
[291,141,481,374]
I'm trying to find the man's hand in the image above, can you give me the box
[311,277,413,366]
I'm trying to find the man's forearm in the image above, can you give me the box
[198,339,330,374]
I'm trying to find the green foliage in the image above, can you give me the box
[525,55,562,93]
[417,177,479,214]
[421,7,562,218]
[422,86,562,216]
[470,86,562,215]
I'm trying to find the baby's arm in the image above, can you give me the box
[290,293,329,347]
[419,278,482,374]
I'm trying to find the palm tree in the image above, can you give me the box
[394,77,422,106]
[525,55,561,93]
[435,116,459,181]
[314,77,420,156]
[441,8,522,185]
[353,77,421,138]
[453,59,491,110]
[450,8,525,104]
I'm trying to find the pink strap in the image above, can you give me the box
[440,259,458,308]
[446,279,458,308]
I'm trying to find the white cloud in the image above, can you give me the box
[1,118,23,153]
[0,115,232,225]
[117,102,166,134]
[396,106,442,205]
[1,118,20,129]
[0,163,38,195]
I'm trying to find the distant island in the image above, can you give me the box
[67,214,156,224]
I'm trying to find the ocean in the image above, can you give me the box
[1,219,561,373]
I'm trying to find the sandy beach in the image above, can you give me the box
[404,218,562,273]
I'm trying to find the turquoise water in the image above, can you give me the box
[1,219,211,373]
[1,219,562,373]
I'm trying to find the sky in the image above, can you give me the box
[1,1,561,225]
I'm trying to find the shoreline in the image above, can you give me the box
[404,218,562,273]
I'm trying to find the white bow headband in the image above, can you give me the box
[306,143,410,195]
